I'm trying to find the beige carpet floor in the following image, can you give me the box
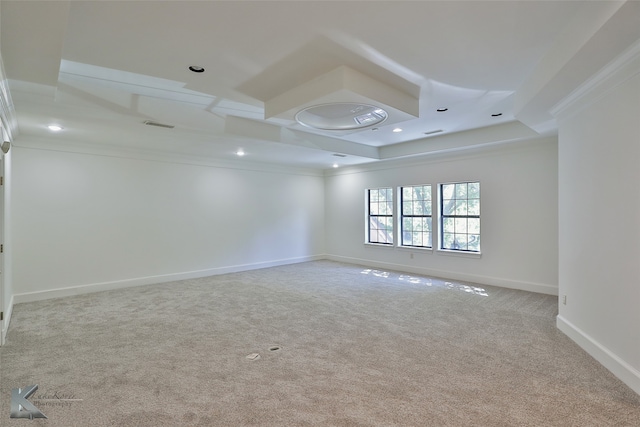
[1,260,638,426]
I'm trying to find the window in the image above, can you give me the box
[400,185,432,248]
[440,182,480,252]
[367,187,393,244]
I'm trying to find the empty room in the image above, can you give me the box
[0,1,639,425]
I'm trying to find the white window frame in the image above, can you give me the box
[398,184,433,249]
[438,181,481,254]
[365,187,394,245]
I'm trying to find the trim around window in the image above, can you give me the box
[366,187,394,245]
[439,181,480,253]
[437,248,481,258]
[399,184,432,249]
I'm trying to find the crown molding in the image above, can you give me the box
[551,38,640,120]
[12,136,325,178]
[0,55,18,142]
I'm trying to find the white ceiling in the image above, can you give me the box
[2,1,639,169]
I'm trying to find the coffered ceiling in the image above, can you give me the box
[2,1,639,169]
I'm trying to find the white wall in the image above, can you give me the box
[12,144,325,300]
[556,53,640,394]
[0,16,17,341]
[1,148,12,344]
[325,137,559,294]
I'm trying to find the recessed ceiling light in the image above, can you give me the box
[332,163,339,168]
[392,128,403,133]
[188,65,205,73]
[436,108,448,112]
[47,124,63,131]
[295,103,388,130]
[491,113,503,117]
[236,149,245,156]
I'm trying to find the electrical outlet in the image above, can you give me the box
[562,295,567,305]
[410,253,414,259]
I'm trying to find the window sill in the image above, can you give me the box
[437,249,481,259]
[364,242,394,248]
[397,245,433,254]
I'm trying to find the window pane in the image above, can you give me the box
[416,185,430,201]
[371,228,380,241]
[455,183,467,198]
[443,217,455,233]
[423,200,432,215]
[370,202,380,215]
[442,184,455,200]
[413,202,423,215]
[412,232,423,246]
[425,232,432,247]
[403,233,412,246]
[468,182,480,198]
[439,182,480,252]
[443,233,455,249]
[468,199,480,216]
[443,199,456,215]
[368,187,393,244]
[455,217,467,233]
[400,184,432,248]
[403,201,412,216]
[403,187,412,199]
[372,225,393,244]
[468,218,480,234]
[468,235,480,251]
[383,217,393,229]
[378,202,387,215]
[454,234,468,250]
[412,186,418,199]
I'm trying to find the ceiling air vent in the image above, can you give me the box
[143,120,175,129]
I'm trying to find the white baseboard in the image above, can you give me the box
[326,254,558,295]
[12,255,324,305]
[10,254,557,307]
[557,315,640,396]
[1,294,14,346]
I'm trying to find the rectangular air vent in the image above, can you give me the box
[143,120,175,129]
